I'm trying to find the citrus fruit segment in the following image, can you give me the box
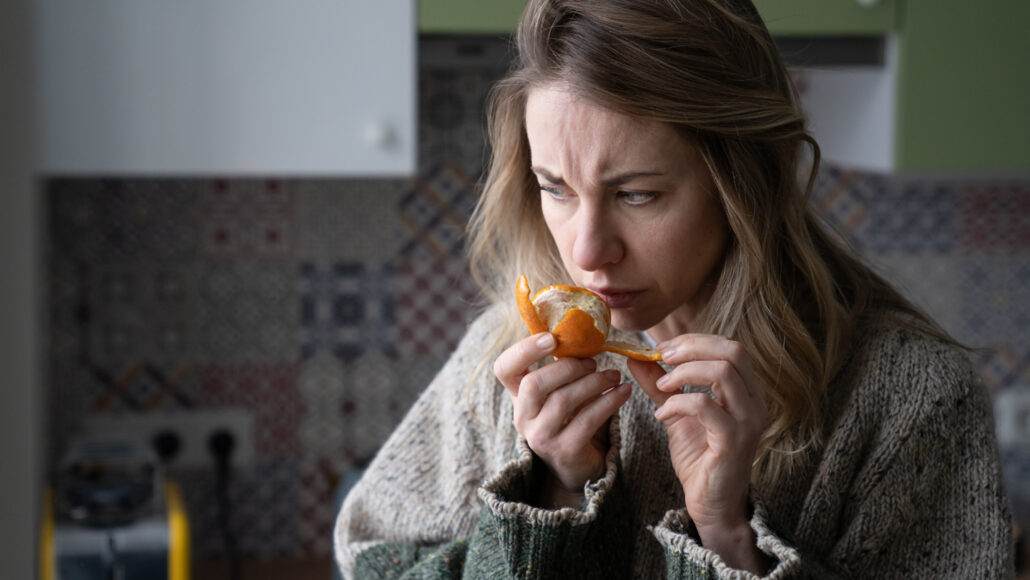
[515,275,662,361]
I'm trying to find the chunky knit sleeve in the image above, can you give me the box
[470,421,634,579]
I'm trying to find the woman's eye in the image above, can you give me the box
[539,185,570,200]
[617,190,658,205]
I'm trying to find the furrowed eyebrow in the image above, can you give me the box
[531,167,564,185]
[599,171,664,187]
[530,166,664,188]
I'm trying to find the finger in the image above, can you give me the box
[493,332,556,396]
[530,368,621,429]
[654,392,736,453]
[626,358,672,407]
[561,382,632,444]
[656,360,751,421]
[658,335,762,400]
[518,358,602,419]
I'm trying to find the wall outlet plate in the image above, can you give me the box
[82,408,255,469]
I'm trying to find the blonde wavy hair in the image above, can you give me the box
[467,0,948,487]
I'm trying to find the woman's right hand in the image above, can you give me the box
[493,332,632,509]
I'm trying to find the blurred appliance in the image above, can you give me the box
[39,437,189,580]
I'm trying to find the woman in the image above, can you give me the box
[335,0,1013,577]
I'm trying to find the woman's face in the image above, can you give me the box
[525,85,730,340]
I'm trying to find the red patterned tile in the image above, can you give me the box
[198,179,296,259]
[958,183,1030,252]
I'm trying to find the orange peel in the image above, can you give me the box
[516,275,662,361]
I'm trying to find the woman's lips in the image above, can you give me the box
[591,288,643,309]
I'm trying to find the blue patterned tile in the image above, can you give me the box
[398,162,478,259]
[298,262,396,359]
[862,180,958,254]
[959,254,1030,348]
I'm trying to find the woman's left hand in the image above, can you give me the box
[627,334,768,571]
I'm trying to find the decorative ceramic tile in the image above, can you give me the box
[339,354,403,461]
[958,183,1030,252]
[195,261,298,362]
[294,179,408,263]
[197,363,303,459]
[87,263,198,368]
[49,179,199,261]
[297,351,347,459]
[49,259,91,363]
[862,179,957,254]
[298,262,397,359]
[809,166,872,248]
[973,346,1030,392]
[180,460,302,558]
[419,37,510,172]
[959,254,1030,349]
[198,179,296,259]
[296,456,338,556]
[397,162,478,259]
[395,255,480,359]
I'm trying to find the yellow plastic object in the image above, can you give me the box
[39,487,54,580]
[166,481,191,580]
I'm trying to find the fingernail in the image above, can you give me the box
[654,405,666,420]
[536,333,555,350]
[660,347,677,360]
[656,374,670,389]
[605,369,621,383]
[582,358,596,371]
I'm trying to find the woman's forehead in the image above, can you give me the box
[525,86,697,179]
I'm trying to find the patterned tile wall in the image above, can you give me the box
[44,37,1030,560]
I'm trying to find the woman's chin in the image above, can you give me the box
[610,309,659,334]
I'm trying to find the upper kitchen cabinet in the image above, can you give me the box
[894,0,1030,172]
[37,0,416,176]
[418,0,896,36]
[752,0,896,36]
[419,0,526,35]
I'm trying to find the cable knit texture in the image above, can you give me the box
[334,306,1014,579]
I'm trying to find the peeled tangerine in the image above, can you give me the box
[516,275,662,361]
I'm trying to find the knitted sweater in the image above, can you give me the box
[334,306,1014,579]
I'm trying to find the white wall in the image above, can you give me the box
[0,0,42,576]
[796,37,898,172]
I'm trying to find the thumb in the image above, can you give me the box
[627,358,672,407]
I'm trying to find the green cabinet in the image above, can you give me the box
[753,0,897,36]
[418,0,897,36]
[894,0,1030,172]
[418,0,525,35]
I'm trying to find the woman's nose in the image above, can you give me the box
[571,206,623,271]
